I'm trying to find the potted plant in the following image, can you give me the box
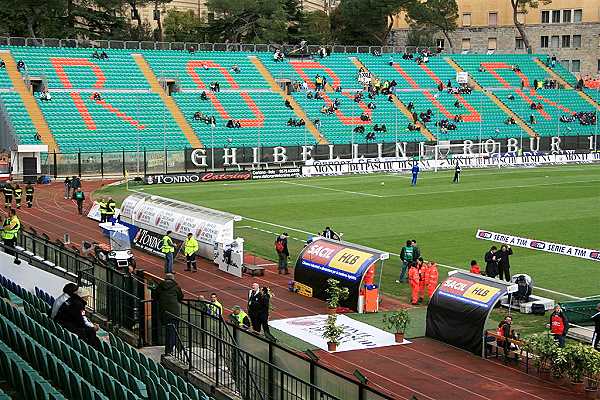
[549,346,568,382]
[325,279,349,314]
[565,343,588,393]
[322,314,344,351]
[383,310,410,343]
[584,347,600,397]
[523,334,556,375]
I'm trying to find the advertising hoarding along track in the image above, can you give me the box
[476,229,600,262]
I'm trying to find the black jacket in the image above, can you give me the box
[258,292,270,319]
[592,311,600,333]
[248,289,262,314]
[496,248,513,269]
[55,294,87,332]
[153,279,183,320]
[275,237,289,257]
[484,251,498,276]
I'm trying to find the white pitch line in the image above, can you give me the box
[380,178,600,198]
[278,180,384,198]
[128,186,587,300]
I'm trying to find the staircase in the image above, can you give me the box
[0,50,59,152]
[445,57,538,138]
[351,57,436,141]
[132,53,203,148]
[249,56,328,144]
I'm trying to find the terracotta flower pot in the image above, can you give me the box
[395,332,405,343]
[570,381,585,394]
[328,307,337,315]
[327,342,337,352]
[584,388,597,399]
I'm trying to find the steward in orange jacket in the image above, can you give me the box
[416,258,426,303]
[424,262,439,298]
[407,262,420,305]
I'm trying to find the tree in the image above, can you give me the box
[163,9,204,42]
[299,10,332,45]
[406,23,437,47]
[510,0,551,53]
[407,0,458,50]
[152,0,173,42]
[204,0,295,43]
[331,0,416,46]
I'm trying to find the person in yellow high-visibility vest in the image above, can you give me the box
[183,232,198,272]
[229,305,250,329]
[161,231,175,273]
[2,209,20,256]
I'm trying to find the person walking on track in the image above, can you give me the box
[25,183,34,208]
[13,184,22,209]
[63,177,71,199]
[161,231,175,273]
[183,232,198,272]
[3,182,13,209]
[73,187,85,215]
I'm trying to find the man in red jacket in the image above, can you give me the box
[547,305,569,347]
[407,262,420,305]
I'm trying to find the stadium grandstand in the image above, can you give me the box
[0,1,599,400]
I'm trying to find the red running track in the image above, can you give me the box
[6,180,582,400]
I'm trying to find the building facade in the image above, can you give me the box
[391,0,600,77]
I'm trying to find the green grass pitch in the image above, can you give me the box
[99,163,600,306]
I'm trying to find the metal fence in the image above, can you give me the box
[173,300,395,400]
[0,36,446,56]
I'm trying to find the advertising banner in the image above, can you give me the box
[145,171,252,185]
[476,229,600,262]
[302,152,600,177]
[269,314,408,353]
[252,167,302,180]
[132,228,183,258]
[426,271,515,354]
[293,238,387,310]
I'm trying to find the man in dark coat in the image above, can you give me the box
[153,273,183,354]
[496,244,513,281]
[248,283,262,332]
[54,287,101,350]
[484,246,499,278]
[258,286,272,338]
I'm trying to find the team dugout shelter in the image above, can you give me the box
[293,237,389,312]
[426,270,518,354]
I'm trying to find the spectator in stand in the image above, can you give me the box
[16,60,25,71]
[591,304,600,350]
[200,91,208,101]
[397,240,414,283]
[0,60,5,68]
[284,99,293,109]
[51,283,79,319]
[54,287,101,350]
[40,90,52,101]
[230,305,251,329]
[547,305,569,347]
[470,260,481,274]
[153,273,183,354]
[274,233,289,274]
[484,246,499,278]
[230,64,241,74]
[496,244,513,281]
[209,293,223,317]
[100,51,108,60]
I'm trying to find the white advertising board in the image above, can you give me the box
[476,229,600,262]
[269,314,409,352]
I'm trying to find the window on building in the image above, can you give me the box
[573,35,581,48]
[552,10,561,23]
[541,36,549,48]
[541,10,550,24]
[562,35,571,48]
[517,12,526,24]
[560,60,570,70]
[574,9,582,22]
[488,12,498,26]
[488,37,497,50]
[562,10,571,23]
[551,35,560,48]
[462,13,471,27]
[436,38,445,49]
[515,37,524,50]
[462,38,471,50]
[571,60,580,73]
